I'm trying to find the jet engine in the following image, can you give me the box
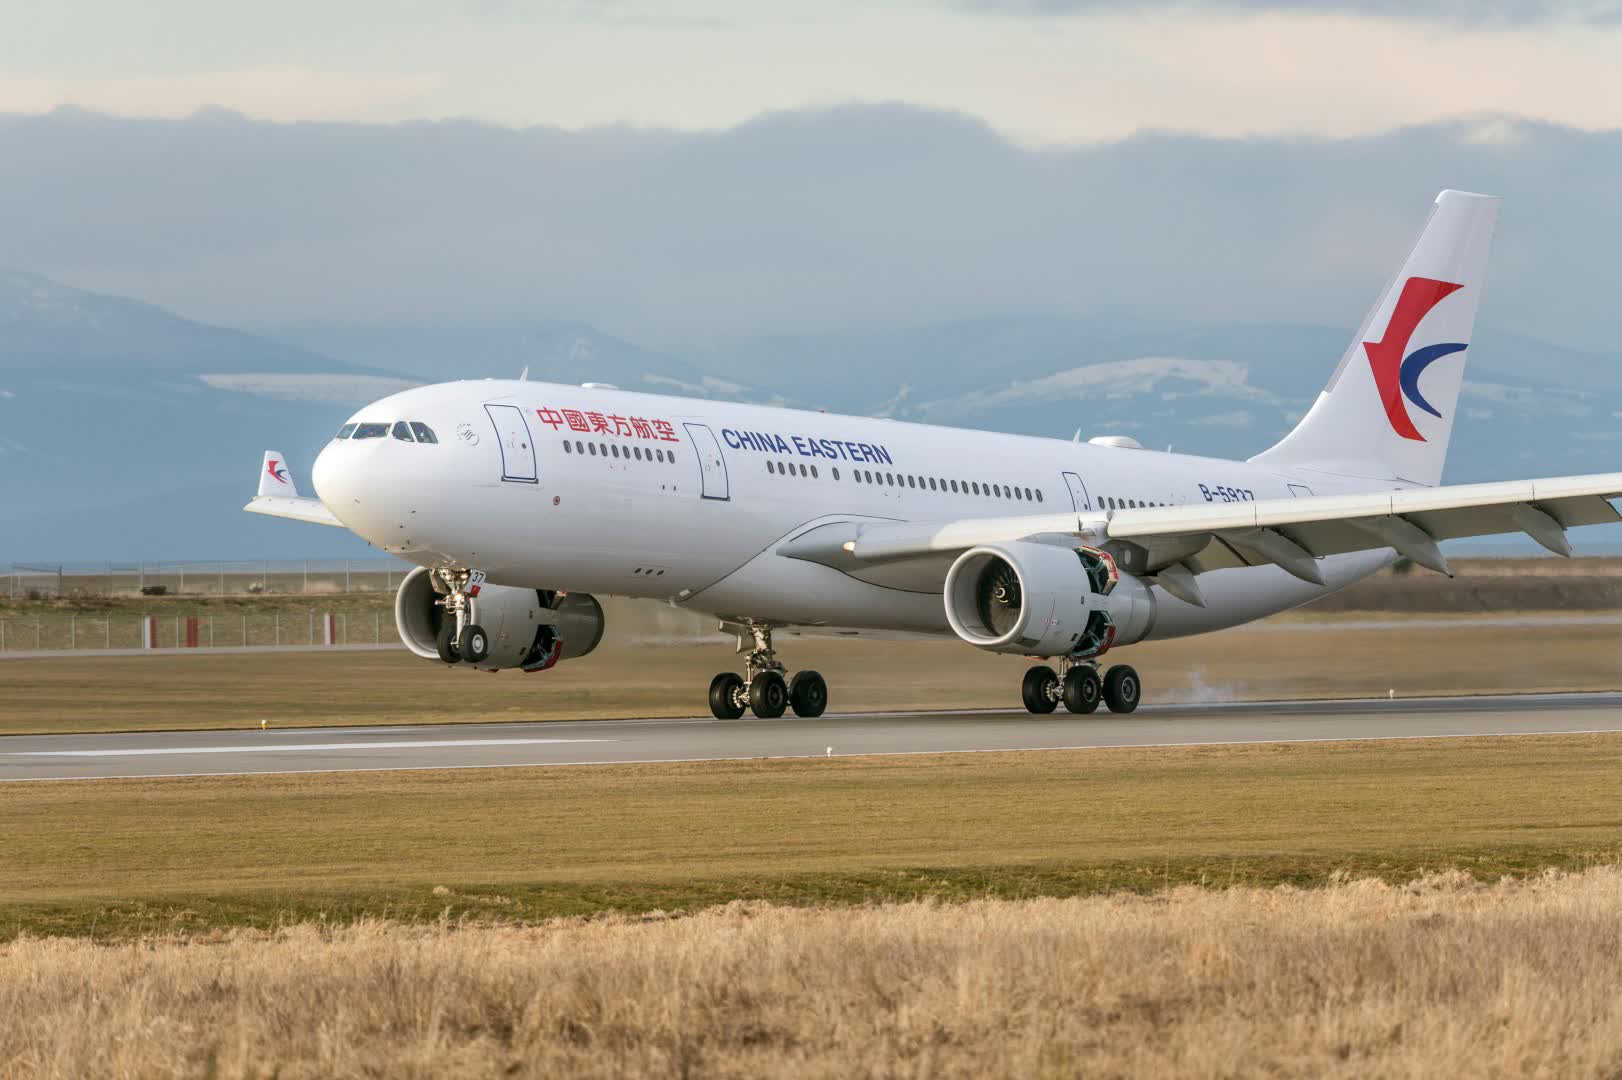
[943,541,1155,659]
[394,566,605,670]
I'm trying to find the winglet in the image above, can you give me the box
[258,451,299,498]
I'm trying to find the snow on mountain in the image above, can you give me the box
[7,268,1621,557]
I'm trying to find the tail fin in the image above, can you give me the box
[257,451,299,497]
[1251,189,1500,487]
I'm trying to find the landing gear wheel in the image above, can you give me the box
[1102,664,1142,714]
[435,620,460,664]
[789,670,828,718]
[709,672,746,720]
[749,670,789,719]
[1063,666,1102,714]
[458,623,490,664]
[1022,665,1059,714]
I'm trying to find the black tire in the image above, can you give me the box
[1063,666,1102,714]
[1021,665,1059,714]
[789,670,828,718]
[1102,664,1142,714]
[435,620,460,664]
[709,672,746,720]
[458,623,491,664]
[749,671,789,719]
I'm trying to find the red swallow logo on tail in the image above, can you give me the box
[1364,277,1468,442]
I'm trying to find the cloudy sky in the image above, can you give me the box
[3,1,1621,356]
[6,0,1622,142]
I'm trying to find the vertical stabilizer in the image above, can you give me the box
[1250,189,1499,487]
[257,451,299,498]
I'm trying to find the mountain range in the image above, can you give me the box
[5,270,1619,562]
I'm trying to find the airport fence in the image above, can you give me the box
[0,611,404,653]
[3,560,408,599]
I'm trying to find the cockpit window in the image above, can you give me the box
[410,422,438,444]
[351,422,389,439]
[336,423,357,440]
[391,421,416,442]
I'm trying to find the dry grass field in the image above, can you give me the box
[7,868,1622,1078]
[5,565,1622,1077]
[5,733,1622,937]
[2,609,1620,735]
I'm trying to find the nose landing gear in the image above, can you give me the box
[431,567,490,665]
[1021,658,1140,715]
[709,623,828,720]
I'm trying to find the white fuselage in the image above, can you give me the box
[312,380,1392,643]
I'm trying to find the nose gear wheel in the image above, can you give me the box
[429,566,489,666]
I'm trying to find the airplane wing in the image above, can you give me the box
[242,450,345,528]
[779,472,1622,603]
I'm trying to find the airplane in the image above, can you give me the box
[248,189,1622,720]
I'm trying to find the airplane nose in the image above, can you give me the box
[312,438,428,552]
[311,443,354,514]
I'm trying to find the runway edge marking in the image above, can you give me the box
[5,725,1622,783]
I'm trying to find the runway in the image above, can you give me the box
[4,692,1622,782]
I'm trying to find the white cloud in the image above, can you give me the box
[198,373,419,403]
[4,4,1622,140]
[960,1,1622,25]
[0,389,14,398]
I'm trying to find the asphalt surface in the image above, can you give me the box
[3,692,1622,783]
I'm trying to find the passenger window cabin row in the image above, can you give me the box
[562,438,678,465]
[551,436,1166,512]
[853,467,1045,504]
[764,458,1047,504]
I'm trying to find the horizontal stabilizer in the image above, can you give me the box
[246,450,342,527]
[243,495,344,528]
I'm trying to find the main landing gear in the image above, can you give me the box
[1021,658,1141,715]
[431,568,491,665]
[709,624,828,720]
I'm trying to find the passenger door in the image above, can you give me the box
[1062,471,1092,512]
[484,404,538,483]
[685,423,730,500]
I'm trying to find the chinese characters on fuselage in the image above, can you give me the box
[536,408,678,442]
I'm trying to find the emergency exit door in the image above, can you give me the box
[685,422,730,500]
[484,404,537,483]
[1062,471,1092,512]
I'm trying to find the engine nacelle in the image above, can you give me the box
[943,541,1155,659]
[394,566,605,670]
